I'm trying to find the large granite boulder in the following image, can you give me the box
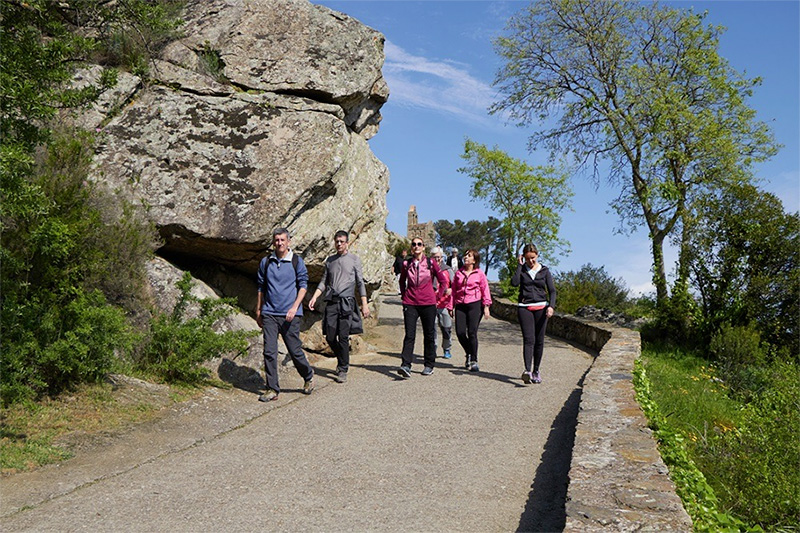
[89,0,390,288]
[84,0,391,375]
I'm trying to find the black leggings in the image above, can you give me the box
[401,304,437,368]
[517,306,548,373]
[455,301,484,363]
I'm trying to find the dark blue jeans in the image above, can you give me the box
[401,304,437,369]
[262,314,314,393]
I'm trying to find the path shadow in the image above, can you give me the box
[217,358,265,394]
[516,369,588,532]
[377,317,404,329]
[351,361,408,381]
[447,365,527,388]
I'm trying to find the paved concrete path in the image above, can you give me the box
[1,294,594,532]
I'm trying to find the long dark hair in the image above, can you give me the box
[521,244,539,256]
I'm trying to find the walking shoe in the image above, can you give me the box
[469,362,480,372]
[421,366,434,376]
[532,371,542,384]
[334,371,348,383]
[443,350,452,359]
[521,371,532,385]
[464,357,471,369]
[303,377,315,394]
[398,366,412,379]
[258,389,279,402]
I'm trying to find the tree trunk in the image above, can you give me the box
[651,231,669,307]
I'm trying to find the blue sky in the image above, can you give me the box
[314,0,799,293]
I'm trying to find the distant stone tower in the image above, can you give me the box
[407,205,436,245]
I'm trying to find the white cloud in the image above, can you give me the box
[383,41,499,126]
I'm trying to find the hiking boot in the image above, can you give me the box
[421,366,434,376]
[398,366,412,379]
[469,362,480,372]
[443,350,452,359]
[532,371,542,384]
[334,371,348,383]
[258,389,279,402]
[521,371,532,385]
[303,377,315,395]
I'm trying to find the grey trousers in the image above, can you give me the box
[262,314,314,393]
[434,307,452,353]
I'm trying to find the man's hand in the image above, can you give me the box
[285,307,297,322]
[256,313,263,328]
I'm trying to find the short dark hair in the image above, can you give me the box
[273,227,291,239]
[464,248,481,268]
[334,230,349,241]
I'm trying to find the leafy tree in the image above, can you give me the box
[0,0,182,404]
[457,138,572,281]
[434,217,503,272]
[492,0,777,309]
[555,264,630,314]
[687,184,799,360]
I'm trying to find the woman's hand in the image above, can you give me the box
[483,306,490,319]
[546,307,554,318]
[518,254,524,265]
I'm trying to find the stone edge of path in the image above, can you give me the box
[490,299,693,532]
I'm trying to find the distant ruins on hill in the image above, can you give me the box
[407,205,436,245]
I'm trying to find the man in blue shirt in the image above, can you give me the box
[255,228,315,402]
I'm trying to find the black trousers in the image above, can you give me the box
[401,304,437,369]
[455,301,483,363]
[323,301,352,374]
[517,306,548,373]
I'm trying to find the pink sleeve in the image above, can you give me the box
[481,271,492,306]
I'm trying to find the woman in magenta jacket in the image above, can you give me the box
[450,249,492,372]
[398,238,451,378]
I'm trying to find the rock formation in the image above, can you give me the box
[84,0,392,379]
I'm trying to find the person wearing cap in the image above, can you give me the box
[255,227,315,402]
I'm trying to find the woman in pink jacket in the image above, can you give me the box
[398,238,451,378]
[450,249,492,372]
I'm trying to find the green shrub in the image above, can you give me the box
[1,130,152,405]
[555,263,629,314]
[1,290,132,405]
[709,323,766,389]
[135,273,257,384]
